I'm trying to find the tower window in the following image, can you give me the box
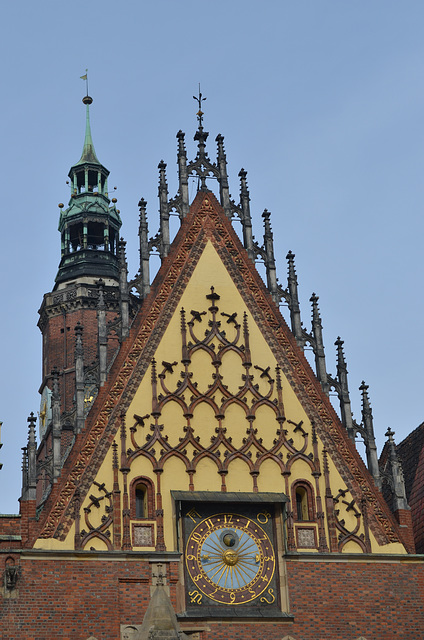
[87,222,105,250]
[69,223,83,252]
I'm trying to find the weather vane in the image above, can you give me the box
[193,83,206,128]
[80,69,89,97]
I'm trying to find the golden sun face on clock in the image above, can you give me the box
[185,513,275,605]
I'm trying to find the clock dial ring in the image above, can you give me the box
[185,513,275,605]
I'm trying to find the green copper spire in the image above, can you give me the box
[75,95,100,166]
[56,94,121,286]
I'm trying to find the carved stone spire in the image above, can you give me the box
[176,131,189,218]
[97,279,107,386]
[262,209,279,303]
[385,428,408,511]
[193,91,210,191]
[26,413,37,500]
[360,381,381,488]
[310,293,329,395]
[74,324,85,434]
[286,251,305,348]
[239,169,255,260]
[51,367,62,478]
[335,337,355,440]
[21,446,28,497]
[216,134,231,218]
[158,161,170,258]
[118,238,129,340]
[138,198,151,298]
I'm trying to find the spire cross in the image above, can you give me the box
[193,83,206,128]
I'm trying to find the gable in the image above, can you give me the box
[32,193,405,555]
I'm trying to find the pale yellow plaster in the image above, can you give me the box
[35,241,407,557]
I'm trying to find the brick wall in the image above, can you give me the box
[1,554,423,639]
[41,307,119,415]
[285,558,424,640]
[0,516,20,537]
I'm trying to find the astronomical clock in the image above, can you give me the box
[179,496,285,617]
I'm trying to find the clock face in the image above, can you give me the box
[185,512,275,605]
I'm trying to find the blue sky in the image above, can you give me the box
[0,1,423,513]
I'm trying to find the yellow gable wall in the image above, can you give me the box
[35,241,406,554]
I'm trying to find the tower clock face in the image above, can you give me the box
[185,511,276,606]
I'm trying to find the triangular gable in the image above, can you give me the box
[33,191,403,548]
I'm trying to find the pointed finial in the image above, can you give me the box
[310,293,329,395]
[262,208,271,229]
[286,251,305,348]
[335,337,347,369]
[76,87,100,165]
[360,380,381,488]
[177,130,186,154]
[286,250,296,270]
[360,381,372,417]
[310,293,320,323]
[385,427,395,443]
[193,83,206,128]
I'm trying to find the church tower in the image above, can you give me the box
[35,94,136,504]
[7,91,423,640]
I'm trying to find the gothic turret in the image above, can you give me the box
[36,94,134,504]
[55,95,122,286]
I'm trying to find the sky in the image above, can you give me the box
[0,1,423,514]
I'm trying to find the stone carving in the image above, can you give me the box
[121,626,141,640]
[297,528,316,549]
[133,524,153,547]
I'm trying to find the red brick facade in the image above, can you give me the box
[1,552,423,639]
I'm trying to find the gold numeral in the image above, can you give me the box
[187,508,202,523]
[191,532,202,543]
[257,511,271,524]
[260,588,275,604]
[204,518,214,529]
[224,514,233,525]
[189,590,202,604]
